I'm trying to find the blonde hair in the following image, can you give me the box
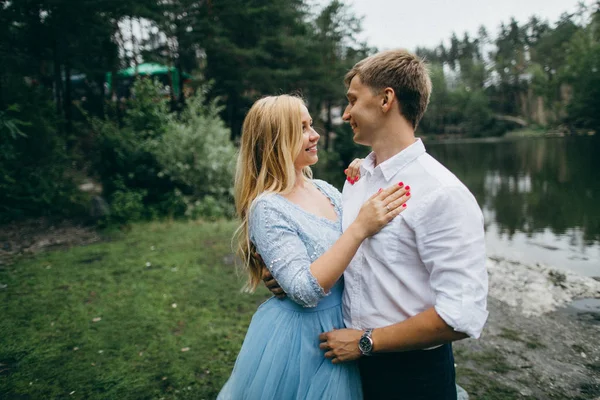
[234,95,312,292]
[345,49,432,129]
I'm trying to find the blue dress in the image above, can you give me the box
[218,179,363,400]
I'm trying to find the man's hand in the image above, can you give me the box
[260,263,286,299]
[319,328,363,364]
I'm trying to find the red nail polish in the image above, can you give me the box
[378,188,382,193]
[354,176,359,181]
[404,185,410,191]
[406,192,411,196]
[350,179,356,184]
[344,169,348,174]
[402,204,407,208]
[398,182,404,187]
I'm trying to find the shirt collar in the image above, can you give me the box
[360,138,426,182]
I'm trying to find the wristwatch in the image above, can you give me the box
[358,328,374,356]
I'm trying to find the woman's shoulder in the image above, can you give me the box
[250,193,281,215]
[312,179,342,204]
[312,179,341,196]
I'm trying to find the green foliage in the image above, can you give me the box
[90,79,182,223]
[151,87,236,218]
[0,87,85,223]
[90,79,234,224]
[562,24,600,129]
[106,182,148,225]
[462,89,495,135]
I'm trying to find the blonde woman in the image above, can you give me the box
[218,95,410,399]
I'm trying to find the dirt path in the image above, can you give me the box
[0,219,101,267]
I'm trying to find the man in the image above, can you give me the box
[266,49,488,399]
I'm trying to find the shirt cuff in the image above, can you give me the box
[434,293,489,339]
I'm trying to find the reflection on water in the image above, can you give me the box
[426,136,600,277]
[318,136,600,277]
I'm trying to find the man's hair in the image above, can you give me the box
[344,49,432,129]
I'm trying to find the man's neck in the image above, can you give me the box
[371,131,416,167]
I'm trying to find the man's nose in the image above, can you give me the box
[342,106,350,121]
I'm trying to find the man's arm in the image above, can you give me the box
[321,185,488,362]
[261,265,286,299]
[319,308,467,363]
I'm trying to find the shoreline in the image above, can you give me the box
[456,257,600,399]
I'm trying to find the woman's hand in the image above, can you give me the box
[344,158,363,185]
[351,182,410,238]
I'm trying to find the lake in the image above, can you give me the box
[322,136,600,278]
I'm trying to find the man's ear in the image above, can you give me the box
[381,87,396,113]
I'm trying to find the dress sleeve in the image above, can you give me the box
[249,197,326,307]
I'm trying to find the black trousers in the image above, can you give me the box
[358,343,457,400]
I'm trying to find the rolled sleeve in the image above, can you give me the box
[414,186,489,338]
[249,197,326,307]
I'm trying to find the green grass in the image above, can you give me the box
[1,219,543,399]
[0,220,270,399]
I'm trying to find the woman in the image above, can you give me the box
[218,95,410,399]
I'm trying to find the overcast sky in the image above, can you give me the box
[313,0,591,51]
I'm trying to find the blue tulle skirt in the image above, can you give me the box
[218,283,362,400]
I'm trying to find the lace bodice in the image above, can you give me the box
[249,179,343,307]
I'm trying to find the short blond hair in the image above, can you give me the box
[345,49,432,129]
[234,95,312,292]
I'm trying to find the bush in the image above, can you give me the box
[89,79,235,224]
[151,86,236,218]
[107,184,147,225]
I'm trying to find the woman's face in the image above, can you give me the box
[294,105,320,170]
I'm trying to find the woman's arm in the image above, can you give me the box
[253,183,409,304]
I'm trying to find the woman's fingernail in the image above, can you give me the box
[378,188,382,193]
[404,185,410,191]
[402,204,407,208]
[344,169,348,174]
[406,192,411,197]
[398,182,404,187]
[354,176,359,181]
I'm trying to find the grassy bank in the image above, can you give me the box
[1,220,562,399]
[0,220,269,399]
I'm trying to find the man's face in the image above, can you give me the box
[342,75,383,146]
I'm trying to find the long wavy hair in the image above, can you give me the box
[234,95,313,292]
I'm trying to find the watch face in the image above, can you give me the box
[359,336,372,353]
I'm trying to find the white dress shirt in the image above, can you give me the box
[341,138,489,339]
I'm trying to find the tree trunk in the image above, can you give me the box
[63,56,73,134]
[176,28,186,109]
[53,39,62,117]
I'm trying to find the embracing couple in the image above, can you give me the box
[218,49,488,400]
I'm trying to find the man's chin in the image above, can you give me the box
[353,133,367,145]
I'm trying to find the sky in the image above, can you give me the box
[313,0,591,51]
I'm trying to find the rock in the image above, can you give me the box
[90,196,110,219]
